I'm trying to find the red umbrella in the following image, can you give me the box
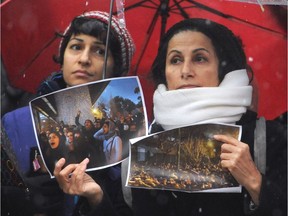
[1,0,287,121]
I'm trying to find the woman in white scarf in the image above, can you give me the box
[150,20,261,204]
[131,18,287,216]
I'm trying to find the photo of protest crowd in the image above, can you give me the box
[128,124,240,192]
[30,78,147,176]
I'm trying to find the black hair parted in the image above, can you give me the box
[54,16,122,77]
[151,18,249,87]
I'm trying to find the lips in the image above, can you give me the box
[73,70,93,77]
[177,85,199,89]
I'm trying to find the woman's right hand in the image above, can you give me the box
[54,158,103,207]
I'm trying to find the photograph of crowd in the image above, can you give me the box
[30,77,148,177]
[127,123,241,193]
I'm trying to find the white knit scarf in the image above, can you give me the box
[153,69,253,130]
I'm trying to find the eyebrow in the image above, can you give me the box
[192,48,210,54]
[68,37,104,45]
[168,47,210,56]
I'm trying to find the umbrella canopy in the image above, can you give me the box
[1,0,287,121]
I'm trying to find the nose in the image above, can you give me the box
[78,49,91,66]
[181,60,194,79]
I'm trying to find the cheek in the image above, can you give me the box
[104,57,115,78]
[204,71,219,87]
[62,53,74,70]
[62,56,74,81]
[165,69,178,90]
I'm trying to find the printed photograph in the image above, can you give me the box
[30,77,148,177]
[127,123,241,193]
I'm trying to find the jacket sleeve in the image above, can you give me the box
[2,106,38,174]
[75,114,81,126]
[73,165,132,216]
[73,183,133,216]
[93,128,106,140]
[74,194,133,216]
[245,120,287,215]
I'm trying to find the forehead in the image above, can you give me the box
[168,30,214,51]
[49,133,58,137]
[68,33,104,45]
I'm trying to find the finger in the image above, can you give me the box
[69,158,89,187]
[58,163,79,179]
[220,159,232,170]
[214,134,238,146]
[220,152,232,160]
[79,158,89,169]
[73,158,89,176]
[81,158,89,165]
[221,143,238,153]
[54,158,66,177]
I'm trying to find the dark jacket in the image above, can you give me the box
[73,165,133,216]
[1,72,133,216]
[131,111,287,216]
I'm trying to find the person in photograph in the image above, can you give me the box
[45,132,66,173]
[2,10,135,216]
[94,118,103,132]
[94,120,123,165]
[65,131,75,152]
[75,110,97,145]
[64,130,79,164]
[74,110,100,166]
[130,18,286,216]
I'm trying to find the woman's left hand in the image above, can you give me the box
[54,158,103,207]
[214,134,262,205]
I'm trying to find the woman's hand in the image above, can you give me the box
[214,135,262,205]
[54,158,103,207]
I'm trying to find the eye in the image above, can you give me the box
[193,54,208,63]
[69,44,82,51]
[170,56,182,64]
[91,46,106,56]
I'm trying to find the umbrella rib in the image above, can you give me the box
[187,0,286,38]
[103,0,114,79]
[172,0,190,19]
[16,33,59,81]
[124,0,159,12]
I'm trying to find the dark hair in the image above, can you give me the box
[54,17,123,77]
[151,18,249,87]
[49,131,61,137]
[84,119,93,125]
[48,131,65,148]
[103,120,110,127]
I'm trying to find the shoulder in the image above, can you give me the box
[265,118,286,145]
[2,106,37,173]
[2,106,32,128]
[37,71,66,95]
[113,136,122,143]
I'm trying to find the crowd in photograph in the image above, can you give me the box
[37,109,145,173]
[129,153,238,191]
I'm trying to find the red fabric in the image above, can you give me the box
[1,0,287,121]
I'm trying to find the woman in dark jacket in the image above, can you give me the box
[2,10,135,216]
[131,18,286,216]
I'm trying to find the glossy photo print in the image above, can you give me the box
[127,123,242,193]
[29,76,148,177]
